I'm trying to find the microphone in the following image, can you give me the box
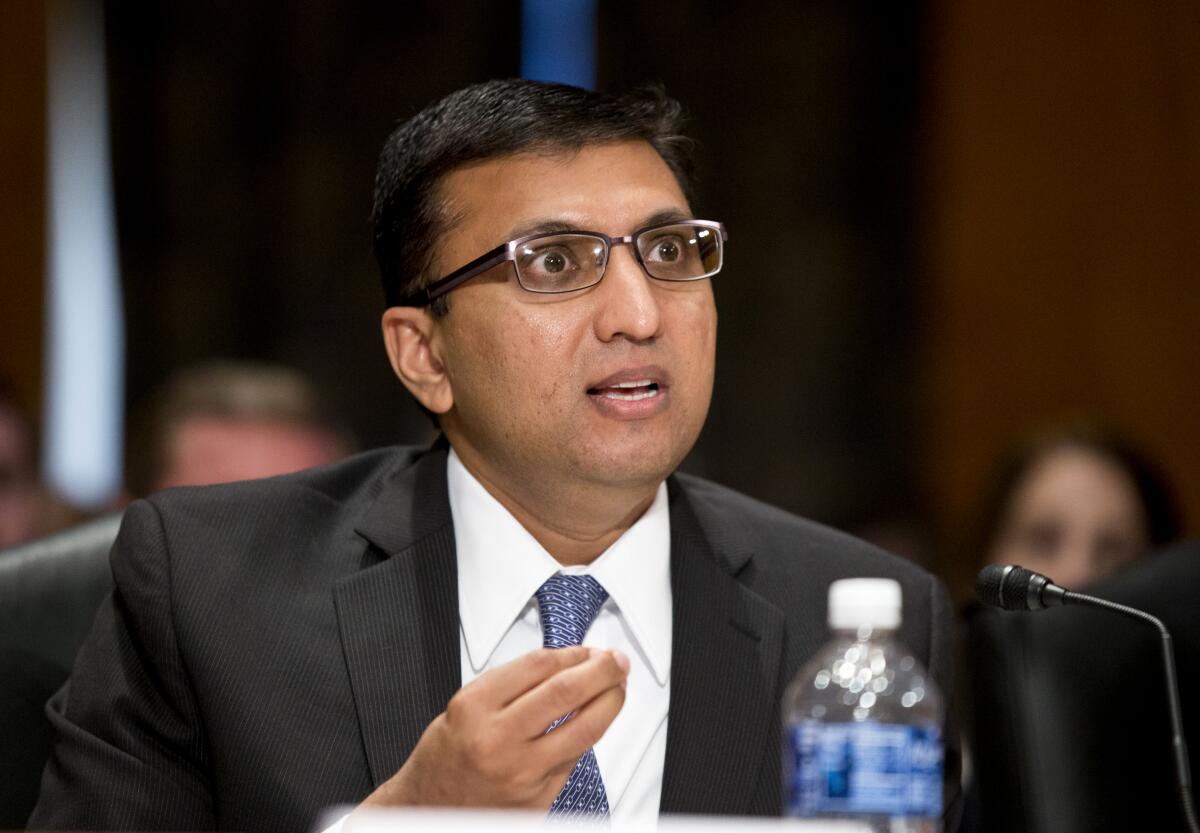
[975,563,1068,611]
[976,564,1199,833]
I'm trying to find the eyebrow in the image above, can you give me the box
[638,208,695,230]
[502,208,696,242]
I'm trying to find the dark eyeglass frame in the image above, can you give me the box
[396,219,728,307]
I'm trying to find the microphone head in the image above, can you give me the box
[976,564,1038,611]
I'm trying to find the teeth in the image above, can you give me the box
[611,379,654,389]
[603,388,660,401]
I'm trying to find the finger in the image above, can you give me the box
[504,649,630,739]
[534,683,626,771]
[467,646,591,708]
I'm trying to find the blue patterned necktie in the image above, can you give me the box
[535,574,611,819]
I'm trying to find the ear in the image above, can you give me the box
[381,306,454,415]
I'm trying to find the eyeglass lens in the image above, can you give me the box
[638,223,720,281]
[514,222,721,293]
[516,235,607,293]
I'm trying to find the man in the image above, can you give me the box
[31,80,961,830]
[124,360,354,498]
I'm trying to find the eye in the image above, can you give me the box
[1093,531,1139,568]
[519,244,579,277]
[645,235,686,263]
[655,239,682,262]
[540,250,569,273]
[1014,520,1062,557]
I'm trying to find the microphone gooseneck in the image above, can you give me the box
[976,565,1199,833]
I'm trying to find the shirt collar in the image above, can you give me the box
[447,448,672,685]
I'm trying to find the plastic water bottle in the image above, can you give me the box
[783,578,944,832]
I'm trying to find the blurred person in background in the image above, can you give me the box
[0,379,39,547]
[976,423,1180,589]
[124,360,354,498]
[0,377,86,546]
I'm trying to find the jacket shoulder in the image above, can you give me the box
[674,471,931,582]
[128,445,433,583]
[145,445,424,520]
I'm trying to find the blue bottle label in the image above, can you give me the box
[786,720,943,818]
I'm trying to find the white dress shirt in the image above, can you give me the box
[449,448,672,825]
[324,451,672,831]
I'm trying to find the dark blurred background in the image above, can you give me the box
[2,0,1198,598]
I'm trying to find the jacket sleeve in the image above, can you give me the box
[29,499,215,831]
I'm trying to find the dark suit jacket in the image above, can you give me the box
[31,443,961,831]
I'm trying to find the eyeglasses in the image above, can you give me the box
[397,219,728,307]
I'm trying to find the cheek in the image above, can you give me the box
[447,302,588,418]
[672,293,718,384]
[519,306,577,358]
[686,288,718,338]
[516,307,587,399]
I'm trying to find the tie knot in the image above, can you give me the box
[535,574,609,649]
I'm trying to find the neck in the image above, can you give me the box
[449,443,659,567]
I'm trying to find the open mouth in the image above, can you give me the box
[587,379,662,401]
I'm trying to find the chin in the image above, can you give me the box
[571,434,689,487]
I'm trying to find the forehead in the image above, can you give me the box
[436,140,691,250]
[1016,447,1141,515]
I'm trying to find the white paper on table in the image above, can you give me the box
[320,806,874,833]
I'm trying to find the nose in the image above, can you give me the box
[592,245,663,343]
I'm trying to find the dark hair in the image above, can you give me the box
[371,79,696,313]
[124,361,353,498]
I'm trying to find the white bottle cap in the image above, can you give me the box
[828,578,902,630]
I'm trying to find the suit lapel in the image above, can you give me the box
[330,446,787,805]
[333,442,461,787]
[660,478,786,815]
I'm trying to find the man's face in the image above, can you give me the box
[429,139,717,494]
[156,417,347,492]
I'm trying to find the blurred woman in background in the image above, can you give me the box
[977,423,1180,589]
